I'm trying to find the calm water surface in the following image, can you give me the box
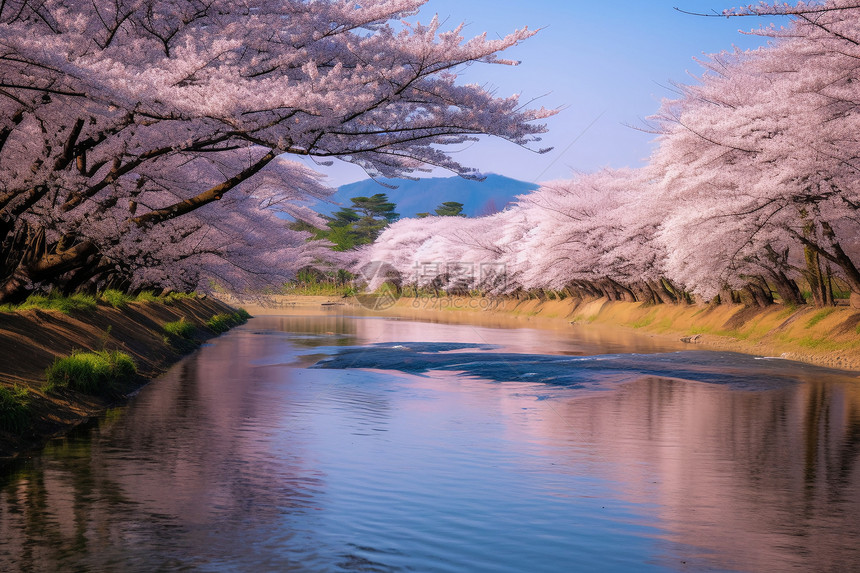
[2,314,860,572]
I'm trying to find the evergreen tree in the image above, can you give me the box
[417,201,466,218]
[435,202,466,217]
[295,194,399,251]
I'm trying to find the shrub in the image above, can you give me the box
[45,350,137,395]
[163,318,195,339]
[205,309,251,334]
[0,385,31,434]
[205,313,232,333]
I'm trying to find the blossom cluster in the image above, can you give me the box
[361,1,860,306]
[0,0,551,300]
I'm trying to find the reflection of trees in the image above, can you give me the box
[253,315,359,349]
[804,382,860,511]
[540,376,860,571]
[0,436,156,569]
[0,328,330,570]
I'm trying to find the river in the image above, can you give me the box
[1,312,859,572]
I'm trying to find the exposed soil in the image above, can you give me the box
[0,296,241,462]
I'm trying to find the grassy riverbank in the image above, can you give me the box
[0,295,248,461]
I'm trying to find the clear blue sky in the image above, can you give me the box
[310,0,785,187]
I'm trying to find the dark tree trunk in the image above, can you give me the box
[600,278,636,302]
[766,268,806,307]
[60,257,116,295]
[0,239,98,303]
[823,263,834,306]
[741,277,774,307]
[648,279,679,305]
[630,281,656,304]
[804,245,828,307]
[794,221,860,299]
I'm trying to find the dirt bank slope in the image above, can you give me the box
[0,297,240,461]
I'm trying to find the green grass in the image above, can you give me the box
[0,293,98,314]
[163,292,196,304]
[205,309,252,334]
[162,318,198,352]
[44,350,137,395]
[102,289,196,308]
[134,291,161,303]
[100,289,134,308]
[777,305,798,319]
[163,318,194,339]
[284,269,355,296]
[0,290,197,313]
[400,286,439,298]
[630,315,656,329]
[0,385,32,434]
[794,336,842,351]
[806,308,836,328]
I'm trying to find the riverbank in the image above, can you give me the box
[381,296,860,371]
[0,296,245,461]
[228,294,860,372]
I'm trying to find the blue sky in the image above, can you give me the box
[309,1,786,187]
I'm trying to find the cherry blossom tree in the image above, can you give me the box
[651,0,860,305]
[359,0,860,308]
[361,168,680,302]
[511,169,681,303]
[0,0,553,301]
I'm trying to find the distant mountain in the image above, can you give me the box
[311,174,539,220]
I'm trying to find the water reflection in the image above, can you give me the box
[0,315,858,572]
[531,377,860,571]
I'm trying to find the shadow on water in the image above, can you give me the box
[1,314,859,572]
[311,341,839,391]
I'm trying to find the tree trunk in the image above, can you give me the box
[601,278,636,302]
[649,279,679,305]
[741,277,774,307]
[0,240,98,303]
[630,281,656,305]
[766,267,806,307]
[719,287,739,305]
[804,245,827,306]
[795,221,860,298]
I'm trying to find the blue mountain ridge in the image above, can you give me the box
[309,174,539,219]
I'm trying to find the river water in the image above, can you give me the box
[2,313,859,572]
